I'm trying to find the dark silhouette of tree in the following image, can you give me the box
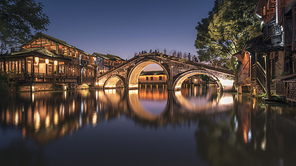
[195,0,260,69]
[0,0,50,52]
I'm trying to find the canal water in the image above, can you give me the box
[1,86,296,166]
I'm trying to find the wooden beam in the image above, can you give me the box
[265,53,271,99]
[292,7,296,51]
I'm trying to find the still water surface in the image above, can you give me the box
[1,86,296,166]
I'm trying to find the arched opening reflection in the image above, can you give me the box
[104,89,123,105]
[174,85,234,113]
[128,89,168,121]
[138,88,168,115]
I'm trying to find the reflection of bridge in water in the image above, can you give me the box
[0,88,235,144]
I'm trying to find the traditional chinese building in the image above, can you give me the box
[246,0,296,102]
[0,33,99,91]
[93,52,125,72]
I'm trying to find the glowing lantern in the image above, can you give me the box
[45,59,49,64]
[54,61,58,65]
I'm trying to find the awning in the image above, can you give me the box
[283,78,296,82]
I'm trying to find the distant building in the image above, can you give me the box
[138,71,167,84]
[93,52,125,72]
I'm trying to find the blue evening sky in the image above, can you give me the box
[38,0,215,61]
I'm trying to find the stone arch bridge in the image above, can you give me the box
[95,53,235,91]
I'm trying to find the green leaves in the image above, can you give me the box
[0,0,50,51]
[195,0,260,68]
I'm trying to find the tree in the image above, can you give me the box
[195,0,260,69]
[0,0,50,52]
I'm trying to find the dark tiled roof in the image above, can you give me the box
[81,51,93,56]
[23,32,84,52]
[93,52,124,61]
[106,54,124,61]
[245,35,284,53]
[9,47,71,60]
[93,52,110,59]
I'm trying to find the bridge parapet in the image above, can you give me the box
[96,53,235,91]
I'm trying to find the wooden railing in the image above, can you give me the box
[287,82,296,102]
[276,80,285,96]
[82,77,94,83]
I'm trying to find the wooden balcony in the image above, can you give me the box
[263,21,282,44]
[9,73,80,84]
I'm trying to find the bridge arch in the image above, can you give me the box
[104,75,125,88]
[173,69,223,91]
[127,59,169,89]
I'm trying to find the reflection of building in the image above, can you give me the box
[182,76,203,85]
[138,71,167,85]
[138,88,168,100]
[234,51,251,93]
[0,91,102,144]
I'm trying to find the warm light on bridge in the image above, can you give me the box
[129,84,138,89]
[97,81,104,86]
[105,85,116,88]
[175,85,181,90]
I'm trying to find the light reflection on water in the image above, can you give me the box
[138,88,167,115]
[0,87,296,166]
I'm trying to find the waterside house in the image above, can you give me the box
[0,33,125,92]
[245,0,296,102]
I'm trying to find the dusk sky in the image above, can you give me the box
[38,0,215,60]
